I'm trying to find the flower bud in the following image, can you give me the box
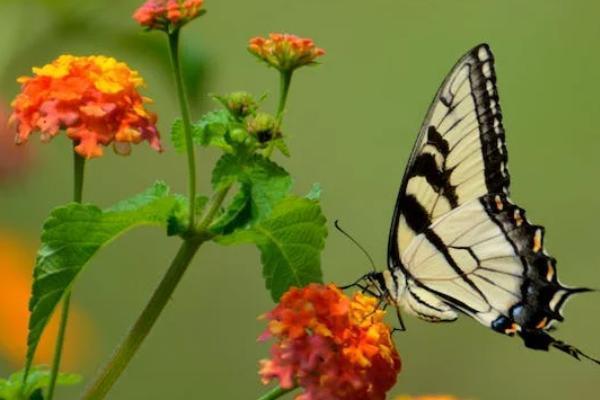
[216,91,258,120]
[246,113,279,144]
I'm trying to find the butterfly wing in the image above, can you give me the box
[400,194,597,363]
[388,43,509,264]
[386,43,597,363]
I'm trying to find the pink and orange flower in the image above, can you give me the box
[133,0,205,31]
[249,33,325,72]
[259,284,401,400]
[10,55,161,159]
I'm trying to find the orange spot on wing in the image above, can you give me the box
[536,317,548,329]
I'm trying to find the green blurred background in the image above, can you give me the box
[1,0,599,399]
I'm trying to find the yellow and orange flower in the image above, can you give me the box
[10,55,161,159]
[259,284,401,400]
[249,33,325,72]
[133,0,204,30]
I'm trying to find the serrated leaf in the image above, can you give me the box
[217,197,327,301]
[211,154,292,226]
[209,185,252,235]
[25,182,179,373]
[0,367,80,400]
[170,118,204,154]
[193,110,234,152]
[167,195,209,236]
[170,118,186,153]
[273,138,290,157]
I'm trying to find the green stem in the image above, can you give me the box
[46,151,86,400]
[265,70,293,158]
[197,184,231,232]
[276,70,293,123]
[80,238,202,400]
[80,187,231,400]
[257,385,298,400]
[168,28,198,230]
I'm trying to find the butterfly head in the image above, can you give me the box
[352,270,397,304]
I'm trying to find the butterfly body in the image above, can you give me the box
[364,43,599,363]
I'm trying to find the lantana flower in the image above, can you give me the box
[133,0,205,31]
[248,33,325,72]
[259,284,401,400]
[10,55,161,159]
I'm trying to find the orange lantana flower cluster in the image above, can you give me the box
[259,284,401,400]
[249,33,325,72]
[133,0,204,31]
[10,55,161,159]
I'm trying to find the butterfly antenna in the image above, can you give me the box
[334,220,376,272]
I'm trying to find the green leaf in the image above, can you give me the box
[209,185,252,235]
[306,183,322,200]
[170,118,186,153]
[193,110,234,152]
[211,154,292,228]
[25,182,179,373]
[166,195,209,237]
[169,118,204,154]
[217,197,327,301]
[273,138,290,157]
[0,367,80,400]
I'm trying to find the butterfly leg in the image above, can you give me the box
[393,304,407,332]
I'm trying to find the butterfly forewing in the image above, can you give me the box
[389,44,509,258]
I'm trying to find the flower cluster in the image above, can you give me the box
[249,33,325,72]
[259,284,401,400]
[133,0,204,31]
[10,55,161,159]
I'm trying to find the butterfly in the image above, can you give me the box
[355,43,599,364]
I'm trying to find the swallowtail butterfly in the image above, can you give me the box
[360,43,599,364]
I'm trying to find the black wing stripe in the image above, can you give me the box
[410,153,458,208]
[423,228,488,302]
[402,194,432,233]
[407,285,447,313]
[411,278,480,315]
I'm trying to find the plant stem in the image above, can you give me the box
[257,385,298,400]
[80,187,231,400]
[197,184,231,232]
[46,151,86,400]
[276,70,293,123]
[265,70,293,158]
[80,238,202,400]
[168,28,198,230]
[73,151,85,204]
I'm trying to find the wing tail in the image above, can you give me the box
[519,329,600,365]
